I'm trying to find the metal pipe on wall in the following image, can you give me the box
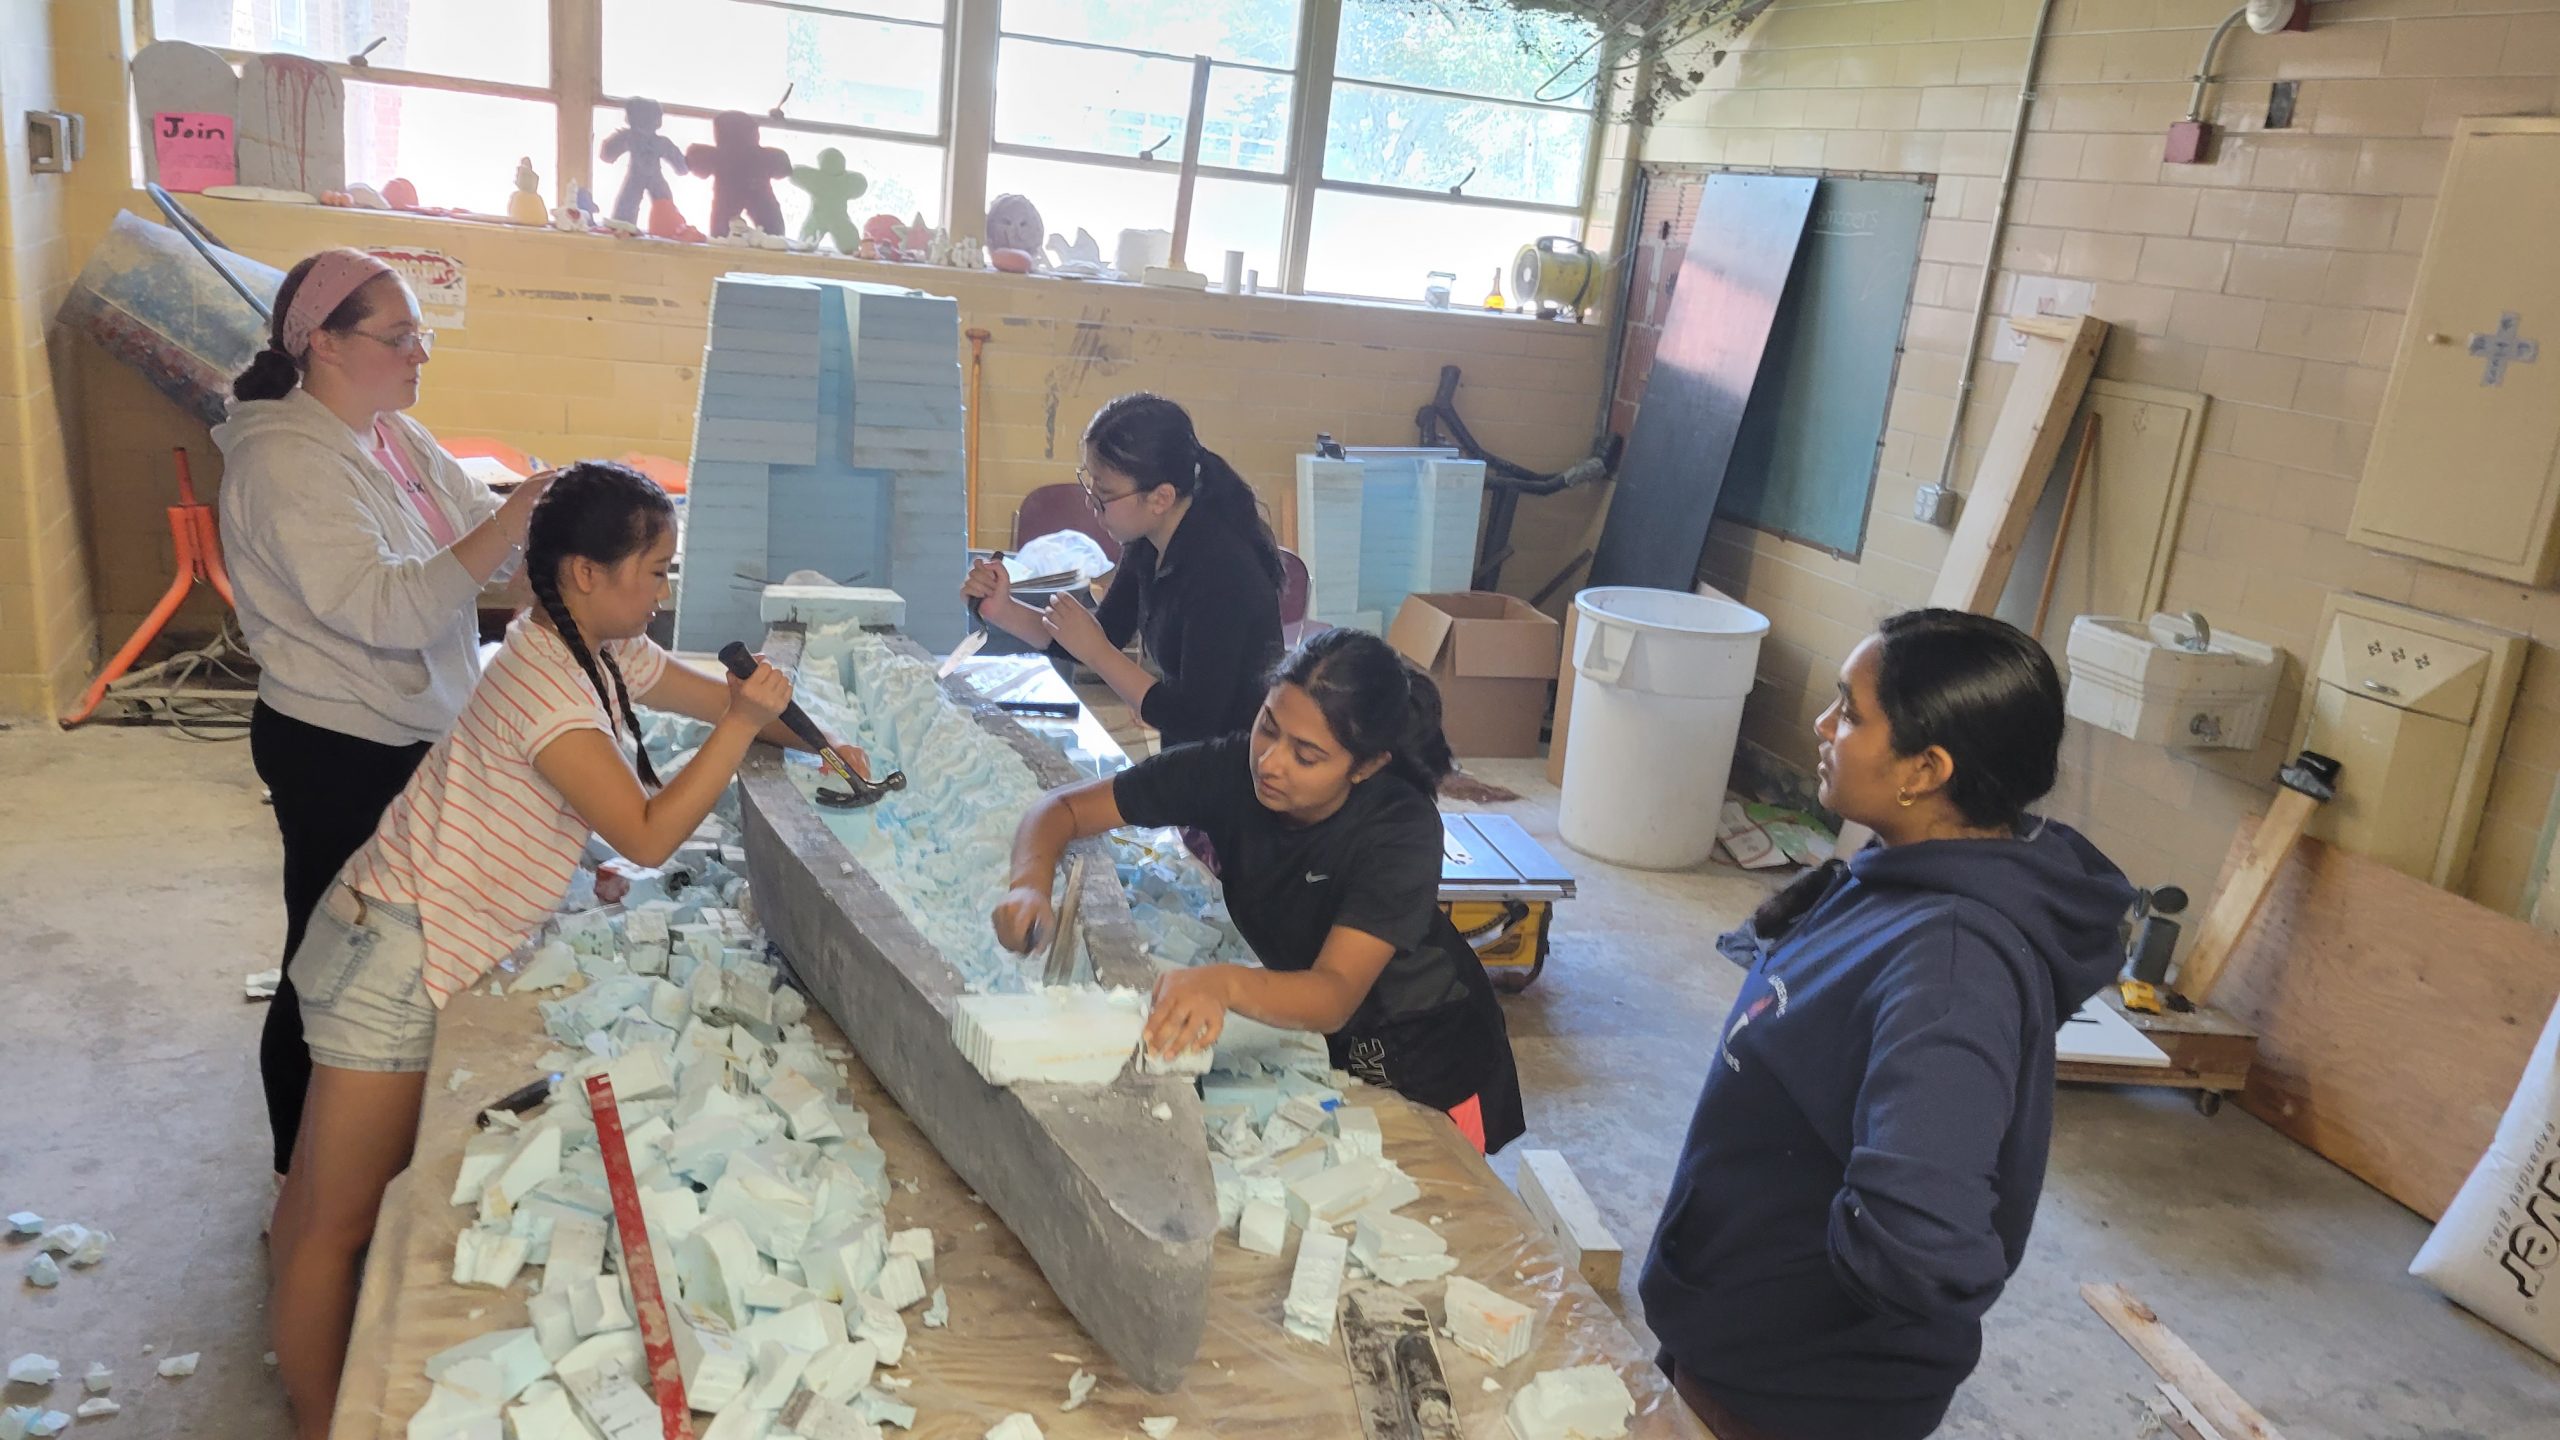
[1924,0,2065,508]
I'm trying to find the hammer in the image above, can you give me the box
[2173,750,2341,1007]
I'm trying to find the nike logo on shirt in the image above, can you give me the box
[1306,872,1329,884]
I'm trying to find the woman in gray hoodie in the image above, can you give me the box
[215,249,553,1189]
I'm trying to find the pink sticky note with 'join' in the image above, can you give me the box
[153,112,236,192]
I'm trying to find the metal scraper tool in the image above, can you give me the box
[1043,854,1088,986]
[1342,1285,1460,1440]
[937,626,990,679]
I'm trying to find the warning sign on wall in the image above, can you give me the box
[364,247,466,330]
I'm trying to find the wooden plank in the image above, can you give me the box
[1515,1150,1624,1295]
[1588,174,1818,594]
[1927,313,2109,612]
[2080,1283,2287,1440]
[2177,783,2324,1007]
[2212,823,2560,1219]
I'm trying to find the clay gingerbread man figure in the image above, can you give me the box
[788,148,869,255]
[599,97,689,226]
[684,110,791,239]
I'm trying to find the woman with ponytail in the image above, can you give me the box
[962,391,1284,748]
[994,628,1525,1153]
[216,249,551,1186]
[265,462,869,1439]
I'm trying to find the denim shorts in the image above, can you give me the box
[287,882,437,1073]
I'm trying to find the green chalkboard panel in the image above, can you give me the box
[1716,177,1929,558]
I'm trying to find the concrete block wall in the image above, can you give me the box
[0,0,98,718]
[1639,0,2560,915]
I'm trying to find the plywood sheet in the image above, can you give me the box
[2214,822,2560,1219]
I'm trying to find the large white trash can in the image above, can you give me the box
[1558,586,1770,870]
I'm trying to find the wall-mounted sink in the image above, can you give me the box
[2064,612,2283,749]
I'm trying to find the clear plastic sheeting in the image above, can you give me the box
[338,972,1703,1439]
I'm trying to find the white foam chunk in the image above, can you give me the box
[850,1296,907,1367]
[799,1220,886,1303]
[453,1225,531,1289]
[527,1292,580,1364]
[516,942,581,992]
[1287,1157,1389,1229]
[1352,1210,1457,1286]
[425,1328,553,1404]
[985,1415,1044,1440]
[1237,1199,1289,1256]
[602,1043,678,1105]
[481,1126,565,1222]
[871,1253,927,1311]
[1444,1277,1535,1366]
[542,1216,609,1294]
[884,1227,934,1281]
[1141,1419,1179,1439]
[671,1303,753,1414]
[798,1340,878,1404]
[676,1217,761,1326]
[1504,1365,1635,1440]
[504,1380,590,1440]
[569,1275,636,1338]
[1282,1231,1350,1344]
[743,1299,845,1357]
[1328,1106,1383,1161]
[948,989,1147,1086]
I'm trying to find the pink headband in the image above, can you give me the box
[281,249,396,359]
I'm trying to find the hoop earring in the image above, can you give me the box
[1896,787,1915,808]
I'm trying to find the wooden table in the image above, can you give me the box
[2054,988,2258,1116]
[335,967,1710,1438]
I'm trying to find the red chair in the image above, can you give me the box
[1279,547,1325,647]
[1012,483,1124,565]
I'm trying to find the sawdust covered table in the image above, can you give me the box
[336,977,1710,1439]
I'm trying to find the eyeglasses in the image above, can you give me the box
[1077,467,1140,512]
[352,328,436,357]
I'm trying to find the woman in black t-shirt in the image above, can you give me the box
[993,629,1526,1153]
[962,392,1285,749]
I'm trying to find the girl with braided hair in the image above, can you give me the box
[264,461,870,1438]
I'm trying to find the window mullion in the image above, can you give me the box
[947,0,998,242]
[555,0,604,205]
[1280,0,1338,296]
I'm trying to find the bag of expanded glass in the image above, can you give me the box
[2411,994,2560,1362]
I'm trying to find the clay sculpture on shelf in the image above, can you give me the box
[685,110,792,240]
[789,148,869,255]
[600,96,690,227]
[987,193,1045,273]
[507,156,548,225]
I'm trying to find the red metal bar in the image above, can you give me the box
[585,1074,696,1440]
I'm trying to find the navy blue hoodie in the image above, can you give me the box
[1640,820,2131,1440]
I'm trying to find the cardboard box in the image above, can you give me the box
[1388,593,1562,758]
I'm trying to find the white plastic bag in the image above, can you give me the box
[2411,994,2560,1361]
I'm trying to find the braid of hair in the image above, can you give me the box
[597,648,661,789]
[529,564,663,789]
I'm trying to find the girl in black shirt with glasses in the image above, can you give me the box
[962,392,1284,749]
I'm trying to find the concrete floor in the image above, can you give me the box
[4,723,2556,1438]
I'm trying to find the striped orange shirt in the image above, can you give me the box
[344,617,669,1006]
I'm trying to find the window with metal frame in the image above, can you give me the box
[1304,0,1600,303]
[987,0,1297,284]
